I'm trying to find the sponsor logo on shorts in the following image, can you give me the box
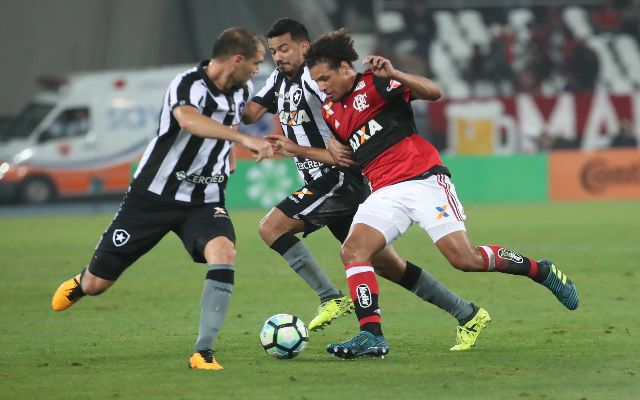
[112,229,130,247]
[356,284,372,308]
[213,207,229,218]
[292,187,313,199]
[498,248,524,263]
[436,205,449,219]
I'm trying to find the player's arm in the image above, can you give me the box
[173,105,273,161]
[241,100,268,124]
[364,55,442,101]
[265,134,338,165]
[229,124,240,174]
[327,135,356,167]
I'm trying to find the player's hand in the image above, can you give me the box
[363,55,397,79]
[328,135,355,167]
[243,136,273,162]
[266,134,297,158]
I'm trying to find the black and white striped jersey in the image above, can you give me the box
[130,60,251,205]
[251,65,332,184]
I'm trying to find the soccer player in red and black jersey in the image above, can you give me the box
[305,29,579,359]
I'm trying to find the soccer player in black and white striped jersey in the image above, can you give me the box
[51,27,272,371]
[242,19,488,346]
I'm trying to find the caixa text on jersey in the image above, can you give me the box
[175,171,226,184]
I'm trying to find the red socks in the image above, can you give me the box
[478,245,539,279]
[345,263,382,334]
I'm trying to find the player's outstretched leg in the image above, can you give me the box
[51,272,86,311]
[189,349,223,370]
[538,260,579,310]
[327,331,389,359]
[308,295,355,331]
[473,244,579,310]
[450,306,491,351]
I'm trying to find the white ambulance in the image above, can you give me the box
[0,64,192,203]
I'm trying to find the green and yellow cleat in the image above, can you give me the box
[327,331,389,359]
[450,307,491,351]
[51,274,85,311]
[189,349,223,371]
[539,260,579,310]
[308,295,354,332]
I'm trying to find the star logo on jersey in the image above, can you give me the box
[292,187,313,199]
[386,79,401,92]
[436,205,449,219]
[334,120,340,129]
[291,88,303,108]
[112,229,131,247]
[352,93,369,112]
[354,80,366,91]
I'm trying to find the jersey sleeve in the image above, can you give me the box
[373,74,411,104]
[168,71,205,111]
[250,69,280,114]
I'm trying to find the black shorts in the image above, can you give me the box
[89,191,236,280]
[276,167,370,241]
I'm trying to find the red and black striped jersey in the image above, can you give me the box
[321,70,443,191]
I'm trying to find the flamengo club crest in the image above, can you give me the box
[352,93,369,112]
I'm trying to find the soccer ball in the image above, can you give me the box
[259,313,309,359]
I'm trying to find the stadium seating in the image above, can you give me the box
[368,2,640,98]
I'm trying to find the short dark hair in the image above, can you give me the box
[305,28,358,70]
[212,27,261,60]
[266,18,310,42]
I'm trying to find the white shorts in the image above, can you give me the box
[352,174,467,244]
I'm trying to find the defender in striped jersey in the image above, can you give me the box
[51,28,272,371]
[305,29,578,358]
[243,19,489,345]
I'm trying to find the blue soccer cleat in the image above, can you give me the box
[327,331,389,359]
[539,260,579,310]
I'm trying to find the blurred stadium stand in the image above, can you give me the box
[1,0,638,153]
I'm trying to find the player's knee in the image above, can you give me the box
[340,240,367,265]
[258,214,289,244]
[258,215,275,242]
[204,237,236,264]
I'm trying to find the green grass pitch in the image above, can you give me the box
[1,201,638,399]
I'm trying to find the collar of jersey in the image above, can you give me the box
[343,72,363,99]
[284,64,306,82]
[198,60,241,96]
